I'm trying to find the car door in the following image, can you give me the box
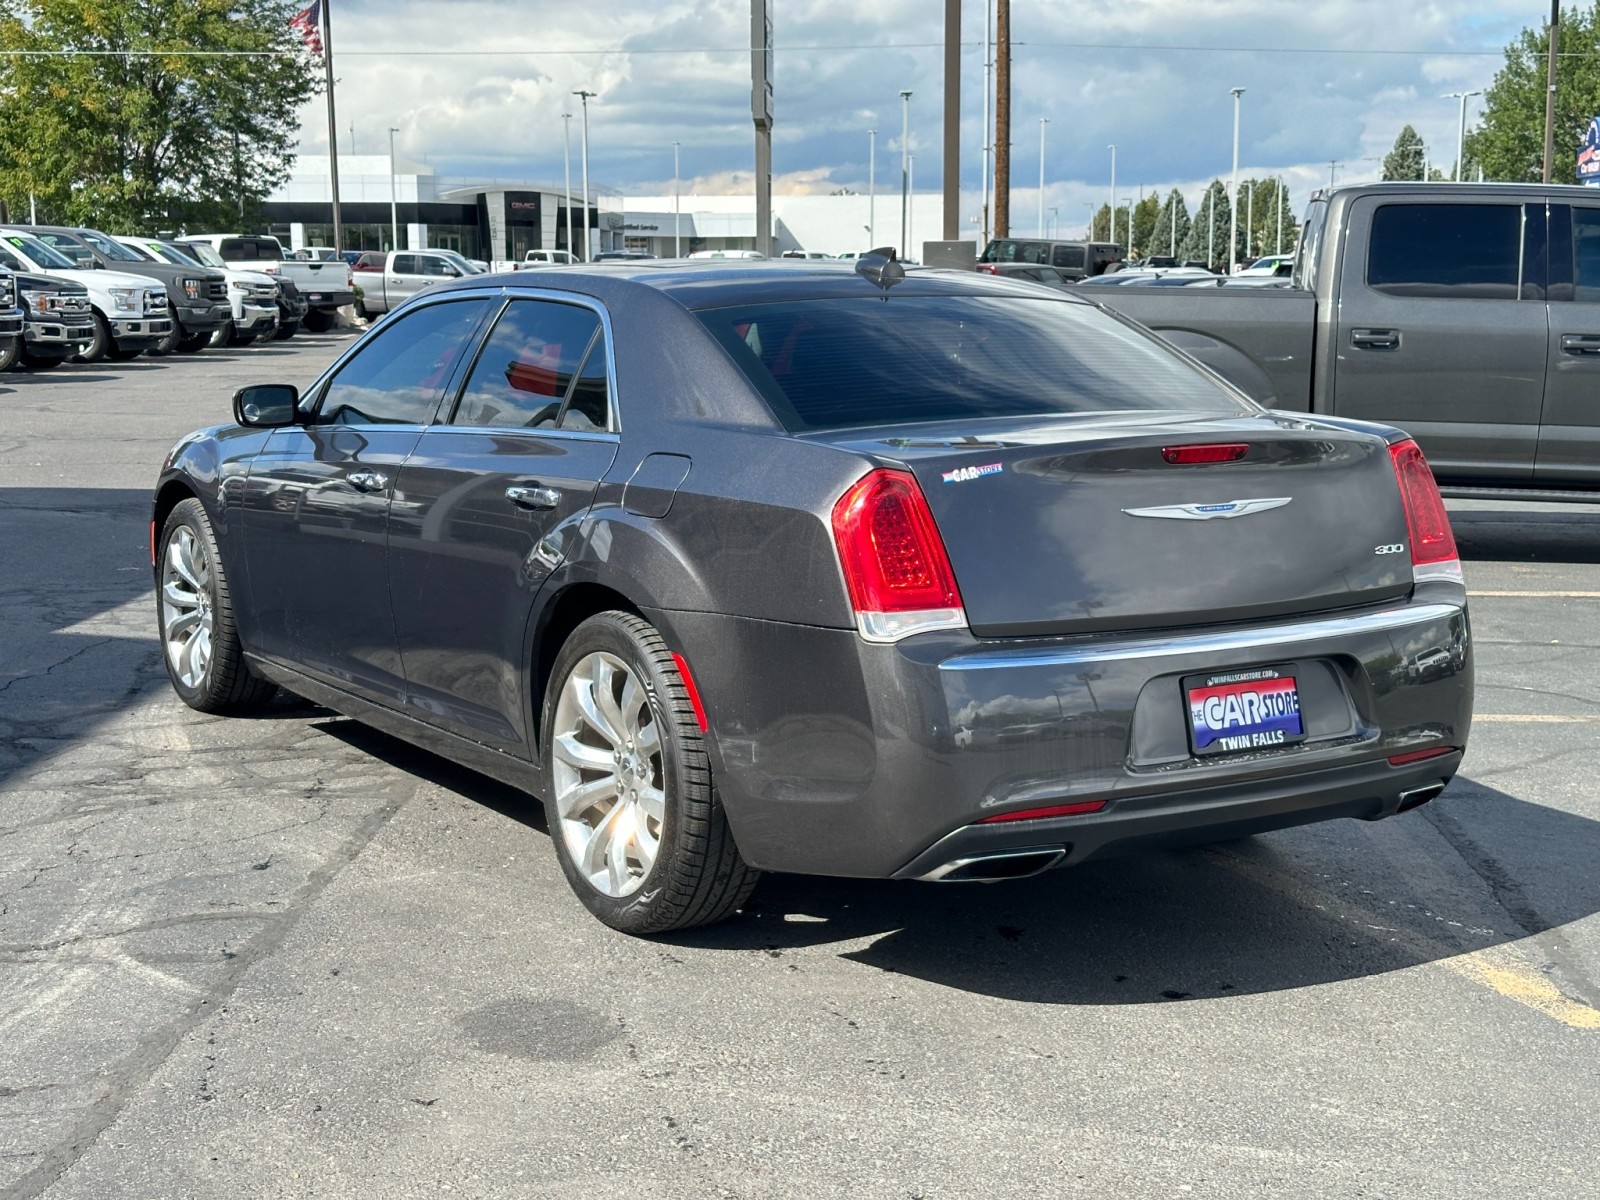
[1331,196,1548,480]
[1537,201,1600,482]
[236,296,492,705]
[387,296,620,751]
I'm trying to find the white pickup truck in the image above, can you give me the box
[350,248,484,318]
[0,228,171,361]
[177,234,355,331]
[115,236,280,346]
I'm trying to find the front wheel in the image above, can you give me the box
[543,611,758,934]
[156,498,277,714]
[176,330,210,353]
[0,337,18,371]
[74,311,111,363]
[150,321,182,355]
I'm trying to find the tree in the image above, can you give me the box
[1154,188,1190,257]
[1129,193,1161,257]
[1465,5,1600,183]
[1090,203,1112,241]
[1177,179,1230,269]
[0,0,321,231]
[1241,177,1297,259]
[1383,125,1427,181]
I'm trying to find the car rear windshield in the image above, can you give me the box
[694,295,1250,431]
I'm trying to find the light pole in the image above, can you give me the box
[672,140,681,258]
[573,89,596,261]
[899,90,913,256]
[1276,177,1284,254]
[1229,87,1244,273]
[981,0,992,245]
[1049,206,1058,238]
[908,154,915,254]
[561,112,573,259]
[1444,90,1483,181]
[1037,117,1049,237]
[868,128,876,246]
[1329,159,1343,187]
[1208,185,1216,270]
[1107,144,1117,247]
[387,125,400,252]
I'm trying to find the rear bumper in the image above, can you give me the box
[303,289,355,310]
[655,594,1472,879]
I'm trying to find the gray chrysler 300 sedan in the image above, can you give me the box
[150,257,1473,934]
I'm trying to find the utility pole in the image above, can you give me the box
[573,90,595,261]
[981,0,992,244]
[1229,87,1244,273]
[673,141,681,258]
[561,112,573,258]
[868,128,876,245]
[1444,91,1481,181]
[900,89,913,255]
[943,0,959,240]
[1544,0,1560,183]
[322,0,343,253]
[1108,144,1116,247]
[1245,181,1254,261]
[388,126,400,252]
[994,0,1010,237]
[1329,160,1342,186]
[1276,179,1284,254]
[1037,117,1048,237]
[751,0,774,257]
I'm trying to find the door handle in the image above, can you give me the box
[347,469,389,493]
[1560,333,1600,355]
[1350,328,1400,350]
[506,484,561,510]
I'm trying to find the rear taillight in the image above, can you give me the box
[1388,439,1462,584]
[976,264,999,274]
[831,469,966,643]
[1162,443,1248,464]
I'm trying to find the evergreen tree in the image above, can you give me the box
[1465,4,1600,183]
[1153,189,1191,257]
[1177,180,1230,270]
[1382,125,1428,181]
[1129,194,1161,258]
[0,0,321,230]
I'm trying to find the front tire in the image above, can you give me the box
[75,311,111,363]
[156,498,277,714]
[543,611,757,934]
[0,337,18,371]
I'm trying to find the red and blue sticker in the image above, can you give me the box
[1187,668,1303,755]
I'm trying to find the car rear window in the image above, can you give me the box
[694,295,1250,431]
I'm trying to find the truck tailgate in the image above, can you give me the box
[1089,286,1317,411]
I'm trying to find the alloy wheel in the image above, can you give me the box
[550,651,666,898]
[160,525,215,690]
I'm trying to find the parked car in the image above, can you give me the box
[24,225,229,355]
[974,262,1074,290]
[593,250,658,262]
[980,238,1123,280]
[1237,253,1295,277]
[0,272,92,370]
[351,249,475,319]
[1079,267,1218,287]
[273,277,310,340]
[115,236,279,347]
[151,258,1472,935]
[176,234,354,331]
[517,249,578,267]
[1088,182,1600,496]
[686,249,766,260]
[0,268,31,368]
[0,229,170,362]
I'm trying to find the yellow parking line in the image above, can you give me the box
[1475,714,1600,723]
[1444,950,1600,1030]
[1468,590,1600,598]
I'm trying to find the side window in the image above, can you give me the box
[39,235,90,264]
[318,299,486,427]
[1571,208,1600,302]
[392,254,418,275]
[0,245,22,271]
[1019,242,1047,264]
[1367,203,1522,299]
[561,336,611,432]
[420,255,455,277]
[1052,245,1086,271]
[451,300,606,431]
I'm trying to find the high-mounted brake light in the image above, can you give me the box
[831,469,967,643]
[1388,439,1462,584]
[1162,443,1248,464]
[977,799,1107,824]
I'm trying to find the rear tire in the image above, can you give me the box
[176,330,210,353]
[156,498,278,714]
[543,611,758,934]
[302,309,335,333]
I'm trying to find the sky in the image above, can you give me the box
[303,0,1543,237]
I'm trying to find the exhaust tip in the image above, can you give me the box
[1397,781,1447,813]
[919,847,1066,883]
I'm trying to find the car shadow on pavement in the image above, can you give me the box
[1453,509,1600,564]
[299,708,1600,1009]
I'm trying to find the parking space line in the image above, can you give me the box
[1474,714,1600,723]
[1445,949,1600,1030]
[1467,590,1600,598]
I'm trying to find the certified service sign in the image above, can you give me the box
[1579,116,1600,185]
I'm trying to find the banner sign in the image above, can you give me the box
[1579,116,1600,185]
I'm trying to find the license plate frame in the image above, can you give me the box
[1185,665,1306,758]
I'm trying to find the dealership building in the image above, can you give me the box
[263,155,960,261]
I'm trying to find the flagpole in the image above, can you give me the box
[322,0,343,254]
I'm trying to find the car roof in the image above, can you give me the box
[428,259,1094,311]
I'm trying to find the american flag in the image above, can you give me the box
[288,1,323,57]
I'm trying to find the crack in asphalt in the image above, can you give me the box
[2,793,409,1200]
[0,639,115,700]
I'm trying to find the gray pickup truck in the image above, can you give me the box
[1089,183,1600,500]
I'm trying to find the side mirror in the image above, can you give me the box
[233,384,300,428]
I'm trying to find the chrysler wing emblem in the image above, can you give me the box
[1121,497,1293,521]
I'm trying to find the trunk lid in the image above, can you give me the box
[819,412,1413,638]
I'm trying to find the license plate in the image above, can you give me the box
[309,293,324,300]
[1187,667,1304,757]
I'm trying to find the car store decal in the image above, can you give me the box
[942,462,1004,484]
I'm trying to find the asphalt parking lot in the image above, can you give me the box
[2,336,1597,1199]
